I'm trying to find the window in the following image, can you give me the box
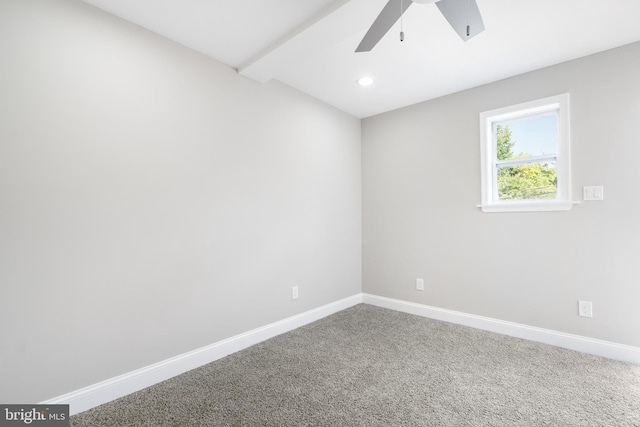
[479,94,571,212]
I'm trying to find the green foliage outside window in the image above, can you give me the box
[495,125,557,200]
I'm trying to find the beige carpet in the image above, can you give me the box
[71,304,640,426]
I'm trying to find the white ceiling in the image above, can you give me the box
[81,0,640,118]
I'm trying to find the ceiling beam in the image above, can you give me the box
[238,0,386,82]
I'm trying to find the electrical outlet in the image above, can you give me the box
[416,278,424,291]
[292,286,299,300]
[578,300,593,318]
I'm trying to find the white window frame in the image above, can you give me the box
[479,94,572,213]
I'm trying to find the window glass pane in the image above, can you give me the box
[497,161,557,200]
[494,112,558,160]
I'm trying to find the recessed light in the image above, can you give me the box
[357,76,374,86]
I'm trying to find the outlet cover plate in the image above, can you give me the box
[578,300,593,318]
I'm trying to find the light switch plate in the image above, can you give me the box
[583,186,604,201]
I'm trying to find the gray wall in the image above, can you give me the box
[363,42,640,348]
[0,0,361,403]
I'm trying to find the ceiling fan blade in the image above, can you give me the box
[436,0,484,41]
[356,0,413,52]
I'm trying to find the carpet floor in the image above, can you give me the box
[70,304,640,426]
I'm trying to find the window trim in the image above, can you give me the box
[479,94,572,213]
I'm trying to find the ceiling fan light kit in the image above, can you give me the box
[356,0,484,52]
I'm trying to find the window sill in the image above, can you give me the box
[477,200,578,213]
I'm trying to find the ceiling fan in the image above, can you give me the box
[356,0,484,52]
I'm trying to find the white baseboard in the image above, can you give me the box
[363,293,640,365]
[43,294,363,415]
[44,292,639,416]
